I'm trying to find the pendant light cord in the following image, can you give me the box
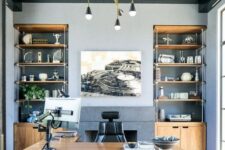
[114,0,119,18]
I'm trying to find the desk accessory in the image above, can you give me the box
[152,136,179,150]
[35,98,81,150]
[123,141,154,150]
[167,114,191,122]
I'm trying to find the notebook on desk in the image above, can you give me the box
[52,130,78,139]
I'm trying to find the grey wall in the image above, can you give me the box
[10,2,207,150]
[14,3,207,107]
[0,0,3,136]
[5,7,15,150]
[78,106,155,142]
[206,1,225,150]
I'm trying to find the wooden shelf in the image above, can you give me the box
[16,63,67,67]
[14,24,68,32]
[154,25,207,33]
[154,63,203,67]
[16,44,67,49]
[155,99,203,102]
[155,122,205,125]
[155,44,203,50]
[155,81,202,84]
[16,99,45,103]
[16,81,68,84]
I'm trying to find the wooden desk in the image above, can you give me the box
[25,141,182,150]
[14,122,71,150]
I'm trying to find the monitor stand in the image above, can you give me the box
[42,120,56,150]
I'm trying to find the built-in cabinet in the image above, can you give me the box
[14,123,66,150]
[14,24,68,122]
[155,122,206,150]
[153,25,206,150]
[14,123,45,150]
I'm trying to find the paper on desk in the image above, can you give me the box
[52,130,77,138]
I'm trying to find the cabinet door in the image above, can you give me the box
[156,126,180,139]
[14,123,45,150]
[180,126,205,150]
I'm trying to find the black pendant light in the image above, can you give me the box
[129,0,136,17]
[85,0,92,20]
[114,0,121,31]
[114,18,121,31]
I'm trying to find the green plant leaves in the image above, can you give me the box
[20,84,45,100]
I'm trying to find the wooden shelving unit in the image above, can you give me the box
[16,99,45,103]
[16,44,67,49]
[14,24,69,122]
[14,24,68,32]
[153,25,207,150]
[155,81,203,84]
[16,80,68,84]
[154,63,203,67]
[15,62,67,67]
[155,44,202,50]
[154,99,203,102]
[154,25,207,33]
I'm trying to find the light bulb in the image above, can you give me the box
[114,18,121,31]
[129,3,136,17]
[85,6,92,20]
[114,25,121,31]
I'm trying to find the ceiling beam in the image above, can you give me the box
[6,0,22,11]
[19,0,198,4]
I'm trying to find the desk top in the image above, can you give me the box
[25,140,182,150]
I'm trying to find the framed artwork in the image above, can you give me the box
[81,51,141,97]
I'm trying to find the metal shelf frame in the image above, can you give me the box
[14,24,69,121]
[153,25,206,123]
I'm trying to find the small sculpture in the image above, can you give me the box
[52,71,59,80]
[162,37,172,45]
[179,51,185,63]
[53,33,61,44]
[183,35,195,44]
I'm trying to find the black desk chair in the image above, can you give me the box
[95,111,127,142]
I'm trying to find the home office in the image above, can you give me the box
[0,0,225,149]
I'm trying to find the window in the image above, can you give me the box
[221,9,225,150]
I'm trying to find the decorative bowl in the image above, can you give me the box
[39,73,48,81]
[152,136,179,150]
[181,72,193,81]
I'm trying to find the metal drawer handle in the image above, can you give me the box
[183,126,189,128]
[172,126,179,128]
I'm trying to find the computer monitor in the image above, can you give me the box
[44,97,81,123]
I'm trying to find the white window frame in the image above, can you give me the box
[220,7,225,150]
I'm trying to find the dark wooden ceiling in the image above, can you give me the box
[7,0,217,13]
[20,0,198,3]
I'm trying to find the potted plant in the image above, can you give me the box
[20,84,45,100]
[19,84,45,122]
